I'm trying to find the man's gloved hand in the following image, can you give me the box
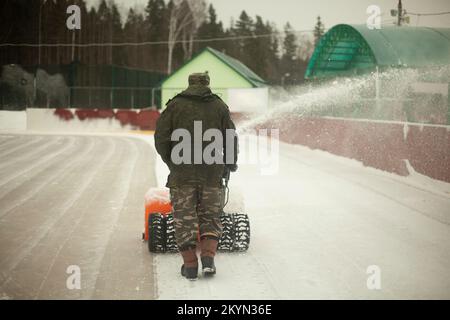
[226,164,238,172]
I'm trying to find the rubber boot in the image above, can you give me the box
[180,247,198,281]
[200,237,219,276]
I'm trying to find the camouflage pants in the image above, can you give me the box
[170,185,223,251]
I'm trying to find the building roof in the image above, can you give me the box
[305,24,450,79]
[205,47,266,87]
[161,47,266,87]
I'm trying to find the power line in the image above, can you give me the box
[407,11,450,16]
[0,29,317,47]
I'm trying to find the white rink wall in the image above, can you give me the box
[26,108,134,132]
[1,109,136,133]
[0,110,27,131]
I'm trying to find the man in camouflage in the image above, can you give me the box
[155,72,238,280]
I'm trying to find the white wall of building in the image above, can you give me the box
[227,87,269,113]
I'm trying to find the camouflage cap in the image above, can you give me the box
[188,72,210,86]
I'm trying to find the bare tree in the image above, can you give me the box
[167,0,206,73]
[181,19,196,61]
[181,0,206,61]
[296,33,314,61]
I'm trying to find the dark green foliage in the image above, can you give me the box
[0,0,315,85]
[314,16,325,47]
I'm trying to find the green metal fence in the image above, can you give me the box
[69,86,161,109]
[0,63,166,109]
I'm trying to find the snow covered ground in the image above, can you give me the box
[146,135,450,300]
[0,127,449,299]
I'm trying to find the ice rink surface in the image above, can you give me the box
[0,134,157,299]
[0,133,449,299]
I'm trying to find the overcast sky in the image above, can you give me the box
[87,0,450,31]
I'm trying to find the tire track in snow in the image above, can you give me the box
[154,250,281,299]
[0,136,116,288]
[0,136,96,219]
[282,151,450,226]
[0,135,45,160]
[276,146,448,298]
[0,134,28,151]
[87,138,143,298]
[0,135,25,151]
[0,136,59,171]
[91,137,156,300]
[0,134,158,299]
[32,137,139,299]
[298,209,395,299]
[0,136,76,189]
[140,134,281,300]
[0,135,19,146]
[0,135,78,204]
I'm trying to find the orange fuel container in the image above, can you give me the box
[143,188,172,241]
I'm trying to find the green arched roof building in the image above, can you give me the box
[305,24,450,79]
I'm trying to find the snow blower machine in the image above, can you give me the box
[142,168,250,253]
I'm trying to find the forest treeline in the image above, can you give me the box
[0,0,325,85]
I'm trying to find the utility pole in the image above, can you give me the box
[397,0,403,26]
[391,0,409,27]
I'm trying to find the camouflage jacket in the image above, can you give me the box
[155,85,238,187]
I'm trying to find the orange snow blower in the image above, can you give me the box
[142,168,250,253]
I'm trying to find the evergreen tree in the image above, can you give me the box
[0,0,311,85]
[206,4,224,37]
[250,16,270,80]
[96,0,112,65]
[234,11,254,67]
[86,6,98,67]
[281,22,299,85]
[145,0,168,72]
[146,0,167,42]
[77,0,90,64]
[110,1,125,66]
[282,23,297,62]
[266,22,281,84]
[222,18,236,58]
[313,16,325,47]
[124,8,145,69]
[195,4,225,52]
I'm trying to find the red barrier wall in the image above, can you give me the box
[53,108,160,131]
[259,115,450,183]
